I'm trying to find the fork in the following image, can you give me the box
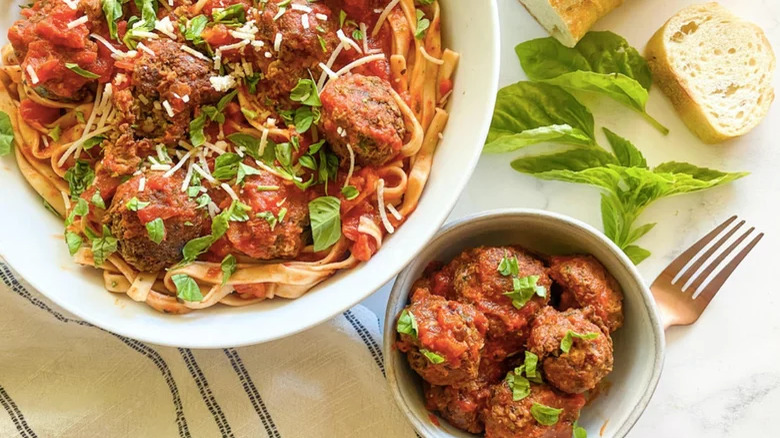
[650,215,764,330]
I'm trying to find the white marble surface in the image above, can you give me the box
[363,0,780,436]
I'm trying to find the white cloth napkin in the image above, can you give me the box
[0,261,416,438]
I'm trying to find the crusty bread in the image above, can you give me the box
[519,0,625,47]
[645,3,775,143]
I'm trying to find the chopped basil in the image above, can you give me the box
[101,0,123,40]
[172,273,204,302]
[277,207,287,223]
[290,79,322,107]
[341,185,359,200]
[91,225,118,267]
[229,201,252,222]
[126,197,150,211]
[0,111,14,156]
[241,107,258,120]
[213,4,246,23]
[560,330,599,354]
[414,9,430,39]
[227,133,262,160]
[293,106,318,133]
[497,253,519,276]
[82,135,106,150]
[352,29,364,41]
[505,368,531,401]
[90,190,106,209]
[212,153,242,180]
[338,10,347,28]
[65,63,100,79]
[64,161,95,200]
[64,231,83,256]
[245,73,262,94]
[75,111,85,124]
[65,198,89,226]
[503,275,547,309]
[256,210,284,230]
[201,106,224,123]
[317,34,328,52]
[145,218,165,244]
[194,193,211,209]
[256,185,279,191]
[574,424,588,438]
[220,254,236,286]
[530,403,563,426]
[308,196,341,251]
[189,113,207,147]
[218,89,238,112]
[180,202,244,265]
[396,309,418,337]
[184,15,208,45]
[237,162,262,185]
[49,125,61,142]
[420,349,445,364]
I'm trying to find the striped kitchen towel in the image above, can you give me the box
[0,262,416,438]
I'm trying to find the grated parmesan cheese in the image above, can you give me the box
[67,16,88,29]
[291,3,312,13]
[131,30,158,39]
[372,0,400,37]
[301,14,309,30]
[315,13,328,21]
[61,191,71,211]
[25,65,39,84]
[221,183,239,201]
[63,0,78,10]
[387,203,402,221]
[180,45,210,61]
[209,75,236,92]
[376,179,394,234]
[162,100,175,118]
[150,164,172,171]
[273,32,283,52]
[192,164,216,183]
[155,16,177,39]
[419,46,445,65]
[333,53,385,77]
[138,176,146,192]
[337,29,362,53]
[137,42,155,56]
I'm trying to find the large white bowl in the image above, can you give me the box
[0,0,500,348]
[384,209,665,438]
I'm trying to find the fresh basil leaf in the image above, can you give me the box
[64,161,95,200]
[511,148,617,174]
[308,196,341,251]
[101,0,123,40]
[0,111,14,156]
[65,63,100,79]
[189,113,207,147]
[524,351,539,380]
[504,275,546,309]
[220,254,236,286]
[574,424,588,438]
[530,403,562,426]
[414,9,429,39]
[65,231,83,256]
[185,15,208,45]
[145,218,165,244]
[309,139,326,154]
[623,245,651,265]
[212,153,242,180]
[293,106,315,133]
[181,235,213,264]
[352,29,363,41]
[420,349,445,364]
[505,368,531,401]
[217,89,238,112]
[90,190,106,209]
[126,197,150,211]
[172,273,204,302]
[48,124,61,142]
[516,31,652,89]
[237,162,261,185]
[290,79,321,106]
[396,309,418,337]
[82,135,105,150]
[245,73,261,94]
[213,4,246,23]
[603,128,646,168]
[194,193,210,209]
[625,222,656,246]
[341,186,359,201]
[91,225,118,267]
[229,201,252,222]
[485,82,596,153]
[497,253,519,277]
[560,330,599,354]
[227,133,262,159]
[256,211,278,230]
[338,9,347,28]
[298,154,317,171]
[65,198,89,226]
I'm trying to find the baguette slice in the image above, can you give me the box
[519,0,625,47]
[645,3,775,143]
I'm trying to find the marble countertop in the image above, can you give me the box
[363,0,780,436]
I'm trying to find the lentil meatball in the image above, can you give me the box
[113,38,222,145]
[319,73,406,167]
[106,170,209,272]
[397,287,488,387]
[447,246,552,358]
[483,382,585,438]
[224,166,309,260]
[548,255,624,332]
[424,356,509,434]
[527,307,613,394]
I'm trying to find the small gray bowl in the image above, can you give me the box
[384,209,664,438]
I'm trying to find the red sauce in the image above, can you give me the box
[342,202,381,261]
[19,99,59,125]
[136,174,197,224]
[427,412,441,427]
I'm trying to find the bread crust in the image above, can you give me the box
[645,3,775,143]
[520,0,624,47]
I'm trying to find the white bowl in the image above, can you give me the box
[0,0,500,348]
[384,209,665,438]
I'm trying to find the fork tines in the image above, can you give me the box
[666,215,764,300]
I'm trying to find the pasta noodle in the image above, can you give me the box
[0,0,457,313]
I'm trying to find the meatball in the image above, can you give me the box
[397,287,488,386]
[548,255,624,332]
[224,167,309,260]
[8,0,107,101]
[484,382,585,438]
[101,130,156,176]
[447,246,551,358]
[319,74,406,167]
[106,170,209,272]
[113,38,222,145]
[527,307,613,394]
[424,356,509,434]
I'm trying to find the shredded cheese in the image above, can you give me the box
[387,203,403,221]
[273,32,283,52]
[138,176,146,192]
[204,141,226,155]
[376,179,394,234]
[419,46,445,65]
[358,216,383,249]
[154,16,177,39]
[317,43,344,89]
[219,40,250,52]
[150,164,172,171]
[360,22,369,53]
[180,45,210,61]
[137,42,155,56]
[273,7,286,20]
[372,0,400,37]
[162,100,175,118]
[336,29,362,53]
[131,30,159,39]
[210,75,237,92]
[258,128,269,156]
[25,65,39,84]
[301,14,309,30]
[61,191,71,211]
[63,0,78,10]
[315,13,328,20]
[344,143,355,188]
[221,183,240,201]
[165,150,193,178]
[291,3,312,12]
[67,16,88,30]
[333,53,385,77]
[191,164,216,183]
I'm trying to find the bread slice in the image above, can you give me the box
[519,0,625,47]
[645,3,775,143]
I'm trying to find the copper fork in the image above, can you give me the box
[650,216,764,330]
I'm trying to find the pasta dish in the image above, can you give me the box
[0,0,457,313]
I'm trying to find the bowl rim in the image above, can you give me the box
[383,208,666,437]
[0,0,502,349]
